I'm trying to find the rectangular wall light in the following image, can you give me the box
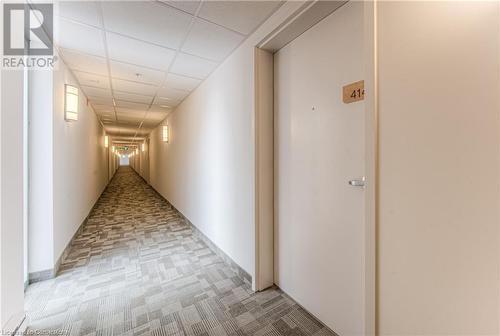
[162,125,169,143]
[142,143,145,152]
[104,135,109,148]
[112,145,115,153]
[65,84,79,121]
[136,148,139,155]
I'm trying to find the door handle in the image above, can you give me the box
[348,177,365,188]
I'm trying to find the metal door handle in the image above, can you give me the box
[349,177,365,187]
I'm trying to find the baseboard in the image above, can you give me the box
[28,215,87,284]
[183,213,253,285]
[29,170,253,288]
[2,312,25,336]
[148,186,253,286]
[28,268,56,284]
[28,174,116,285]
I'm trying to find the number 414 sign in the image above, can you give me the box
[342,80,365,104]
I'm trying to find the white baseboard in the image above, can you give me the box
[2,311,25,335]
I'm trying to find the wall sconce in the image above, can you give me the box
[142,143,146,152]
[64,84,79,121]
[111,146,115,153]
[162,125,169,143]
[104,135,109,148]
[136,148,139,155]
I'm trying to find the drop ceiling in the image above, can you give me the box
[55,0,282,144]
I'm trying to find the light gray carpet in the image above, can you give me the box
[25,166,336,336]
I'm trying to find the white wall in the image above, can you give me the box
[131,147,142,176]
[148,48,255,274]
[147,2,305,283]
[29,69,54,274]
[0,69,26,332]
[29,55,110,274]
[52,58,109,263]
[377,1,500,334]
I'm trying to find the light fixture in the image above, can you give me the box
[111,145,115,153]
[142,143,145,152]
[64,84,79,121]
[104,135,109,148]
[136,148,139,155]
[162,125,169,143]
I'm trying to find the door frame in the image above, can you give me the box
[253,1,378,335]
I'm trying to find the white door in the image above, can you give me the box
[274,2,365,335]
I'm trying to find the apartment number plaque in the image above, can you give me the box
[343,80,365,104]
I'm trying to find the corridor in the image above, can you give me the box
[25,167,334,336]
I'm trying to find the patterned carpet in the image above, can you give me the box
[25,166,336,336]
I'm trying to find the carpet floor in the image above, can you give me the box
[25,166,336,336]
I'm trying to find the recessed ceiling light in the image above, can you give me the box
[160,105,171,108]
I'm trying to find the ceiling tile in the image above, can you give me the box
[142,120,164,128]
[73,71,110,90]
[113,91,153,105]
[153,97,176,109]
[170,53,217,79]
[106,32,176,71]
[160,0,200,15]
[116,104,147,119]
[100,115,116,122]
[98,109,114,114]
[81,86,112,99]
[115,101,149,110]
[59,49,108,75]
[116,113,143,122]
[198,1,281,35]
[145,109,169,121]
[58,1,102,28]
[165,73,201,91]
[97,109,115,115]
[114,119,142,128]
[102,124,139,134]
[157,87,189,102]
[112,78,158,96]
[116,107,144,116]
[57,18,105,57]
[110,60,165,86]
[101,1,193,49]
[149,105,172,114]
[88,97,114,106]
[182,19,244,61]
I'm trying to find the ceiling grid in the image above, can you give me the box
[55,0,282,145]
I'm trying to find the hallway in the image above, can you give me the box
[25,167,334,336]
